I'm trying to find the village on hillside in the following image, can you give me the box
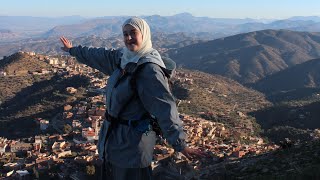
[0,51,304,179]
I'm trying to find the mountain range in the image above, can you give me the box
[0,32,207,59]
[34,15,320,39]
[0,15,86,32]
[1,14,320,43]
[1,13,320,60]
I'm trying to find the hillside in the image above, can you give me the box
[0,52,51,75]
[0,52,91,138]
[0,52,53,103]
[173,68,271,133]
[167,29,320,84]
[249,58,320,142]
[0,74,90,138]
[253,58,320,95]
[250,94,320,142]
[205,139,320,179]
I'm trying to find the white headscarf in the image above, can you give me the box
[120,17,154,68]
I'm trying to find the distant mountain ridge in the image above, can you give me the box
[41,13,259,39]
[288,16,320,22]
[41,15,320,39]
[2,14,320,43]
[0,32,207,59]
[43,17,126,38]
[0,29,21,40]
[0,15,86,32]
[167,29,320,84]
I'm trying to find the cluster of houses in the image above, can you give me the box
[0,52,107,178]
[181,115,280,159]
[0,92,106,178]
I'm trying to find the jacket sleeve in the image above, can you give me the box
[69,46,121,75]
[136,63,187,152]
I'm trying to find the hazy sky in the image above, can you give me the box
[1,0,319,19]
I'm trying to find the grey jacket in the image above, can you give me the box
[69,46,186,168]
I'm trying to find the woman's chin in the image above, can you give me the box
[128,48,139,52]
[126,45,139,52]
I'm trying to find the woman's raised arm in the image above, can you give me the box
[59,36,122,75]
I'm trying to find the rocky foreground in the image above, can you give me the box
[152,115,320,180]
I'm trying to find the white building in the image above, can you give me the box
[0,71,6,76]
[82,127,96,142]
[0,144,8,153]
[60,61,66,67]
[72,120,82,128]
[57,150,72,158]
[49,58,59,65]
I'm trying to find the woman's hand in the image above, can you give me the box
[181,147,208,159]
[60,36,73,52]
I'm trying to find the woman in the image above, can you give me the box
[60,17,205,180]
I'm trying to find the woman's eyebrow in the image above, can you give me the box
[123,29,136,33]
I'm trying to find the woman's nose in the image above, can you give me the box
[125,35,132,40]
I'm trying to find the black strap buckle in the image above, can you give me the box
[107,114,139,127]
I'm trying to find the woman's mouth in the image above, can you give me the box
[127,42,136,48]
[128,41,135,45]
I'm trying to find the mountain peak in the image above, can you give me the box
[173,12,194,18]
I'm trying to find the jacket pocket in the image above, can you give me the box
[138,131,156,167]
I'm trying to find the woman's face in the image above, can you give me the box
[123,24,143,52]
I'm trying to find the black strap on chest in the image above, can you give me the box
[116,61,171,116]
[115,62,148,117]
[110,61,168,136]
[104,62,147,125]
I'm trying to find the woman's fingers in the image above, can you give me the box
[60,36,69,45]
[60,36,72,50]
[60,37,66,46]
[60,36,66,43]
[59,36,72,52]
